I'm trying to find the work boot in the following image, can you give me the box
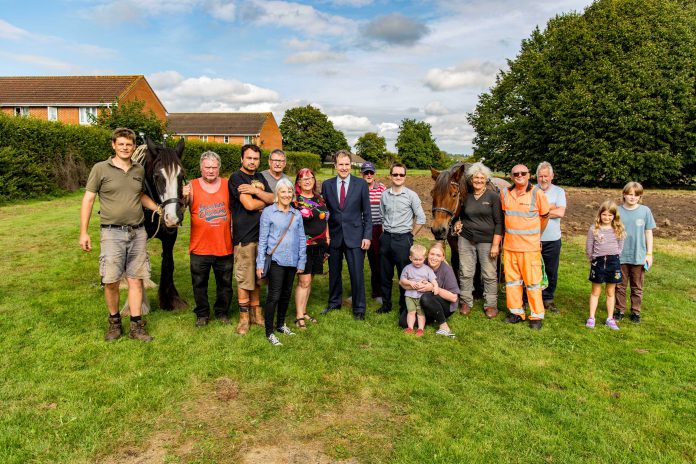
[484,306,499,319]
[544,300,560,313]
[252,305,265,327]
[105,315,122,341]
[129,320,154,342]
[236,307,250,335]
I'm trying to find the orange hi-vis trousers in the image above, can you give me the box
[504,249,545,320]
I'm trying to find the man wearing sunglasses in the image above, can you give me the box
[377,163,426,316]
[260,149,291,193]
[500,164,550,329]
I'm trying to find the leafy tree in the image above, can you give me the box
[279,105,349,161]
[468,0,696,186]
[395,118,442,169]
[92,98,166,142]
[354,132,387,165]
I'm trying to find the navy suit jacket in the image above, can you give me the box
[321,175,372,249]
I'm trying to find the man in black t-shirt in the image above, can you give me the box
[228,144,273,334]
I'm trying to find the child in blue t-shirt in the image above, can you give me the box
[615,182,655,324]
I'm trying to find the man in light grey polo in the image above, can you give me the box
[260,149,291,193]
[377,163,426,315]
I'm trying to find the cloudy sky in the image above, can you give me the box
[1,0,590,153]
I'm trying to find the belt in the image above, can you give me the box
[383,230,411,236]
[101,223,144,231]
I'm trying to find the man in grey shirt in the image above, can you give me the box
[377,163,426,315]
[260,149,291,193]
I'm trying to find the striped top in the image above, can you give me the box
[368,182,387,225]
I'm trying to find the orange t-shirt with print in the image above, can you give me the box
[189,178,233,256]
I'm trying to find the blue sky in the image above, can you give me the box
[1,0,590,153]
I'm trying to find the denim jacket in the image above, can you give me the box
[257,204,307,271]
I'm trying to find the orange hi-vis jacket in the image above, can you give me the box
[500,183,550,252]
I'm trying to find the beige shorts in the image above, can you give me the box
[99,227,150,284]
[234,242,259,291]
[405,296,425,316]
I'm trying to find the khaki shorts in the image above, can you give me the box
[234,242,259,291]
[99,227,150,284]
[405,296,425,316]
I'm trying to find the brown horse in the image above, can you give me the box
[430,162,510,282]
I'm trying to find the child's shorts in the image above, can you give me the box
[589,255,622,284]
[405,296,425,316]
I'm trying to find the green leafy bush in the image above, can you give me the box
[0,146,57,201]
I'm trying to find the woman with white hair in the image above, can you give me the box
[256,178,306,346]
[454,162,503,319]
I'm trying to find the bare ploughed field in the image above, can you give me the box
[394,175,696,241]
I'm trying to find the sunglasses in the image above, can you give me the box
[362,171,375,176]
[391,173,406,177]
[512,171,529,177]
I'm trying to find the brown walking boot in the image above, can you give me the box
[105,315,122,341]
[236,307,250,335]
[484,306,499,319]
[252,305,265,327]
[129,320,154,342]
[459,303,471,316]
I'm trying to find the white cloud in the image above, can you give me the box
[378,122,399,135]
[207,0,236,20]
[242,0,357,36]
[0,19,31,40]
[362,13,429,46]
[285,51,346,64]
[82,0,235,22]
[424,101,449,116]
[329,114,373,132]
[0,51,72,70]
[424,60,499,91]
[328,0,372,6]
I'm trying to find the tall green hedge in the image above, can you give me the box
[0,113,321,201]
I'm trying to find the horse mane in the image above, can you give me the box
[434,162,467,193]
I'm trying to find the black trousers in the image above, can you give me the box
[379,231,413,312]
[190,253,234,318]
[367,225,383,298]
[398,292,453,327]
[264,261,296,337]
[541,239,562,302]
[328,241,367,314]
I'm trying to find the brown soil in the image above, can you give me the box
[395,175,696,241]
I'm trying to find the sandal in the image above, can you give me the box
[303,313,318,324]
[295,318,307,329]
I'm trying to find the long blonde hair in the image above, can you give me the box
[593,200,626,239]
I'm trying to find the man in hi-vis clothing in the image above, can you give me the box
[501,164,550,330]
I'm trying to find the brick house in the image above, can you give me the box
[0,75,167,125]
[167,112,282,150]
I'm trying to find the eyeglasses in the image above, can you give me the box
[391,173,406,177]
[362,171,375,176]
[270,159,286,163]
[301,177,314,182]
[512,171,529,177]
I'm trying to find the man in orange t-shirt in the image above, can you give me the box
[183,151,233,327]
[501,164,550,330]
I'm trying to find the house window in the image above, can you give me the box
[47,106,58,121]
[199,136,208,142]
[224,136,229,144]
[244,136,253,144]
[14,107,29,117]
[79,107,98,125]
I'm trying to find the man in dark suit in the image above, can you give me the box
[320,150,372,320]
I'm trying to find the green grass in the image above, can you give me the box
[1,191,695,463]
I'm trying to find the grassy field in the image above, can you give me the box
[1,189,695,463]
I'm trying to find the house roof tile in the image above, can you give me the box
[0,75,143,105]
[167,112,270,136]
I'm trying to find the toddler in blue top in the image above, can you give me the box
[400,244,438,337]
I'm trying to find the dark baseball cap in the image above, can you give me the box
[361,161,376,173]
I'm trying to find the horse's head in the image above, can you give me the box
[145,137,186,229]
[430,164,468,241]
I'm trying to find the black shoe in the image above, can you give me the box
[504,314,524,324]
[320,306,340,315]
[614,312,624,321]
[217,315,230,325]
[196,317,209,328]
[630,313,641,324]
[376,306,392,314]
[528,319,543,330]
[544,301,560,313]
[353,313,365,321]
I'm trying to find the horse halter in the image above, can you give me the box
[432,181,461,235]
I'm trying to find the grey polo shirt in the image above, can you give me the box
[380,187,426,234]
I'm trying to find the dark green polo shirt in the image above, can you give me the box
[86,157,145,226]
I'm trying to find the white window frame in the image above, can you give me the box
[244,135,253,144]
[14,107,29,117]
[223,136,229,144]
[79,107,98,125]
[47,106,58,121]
[199,135,208,142]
